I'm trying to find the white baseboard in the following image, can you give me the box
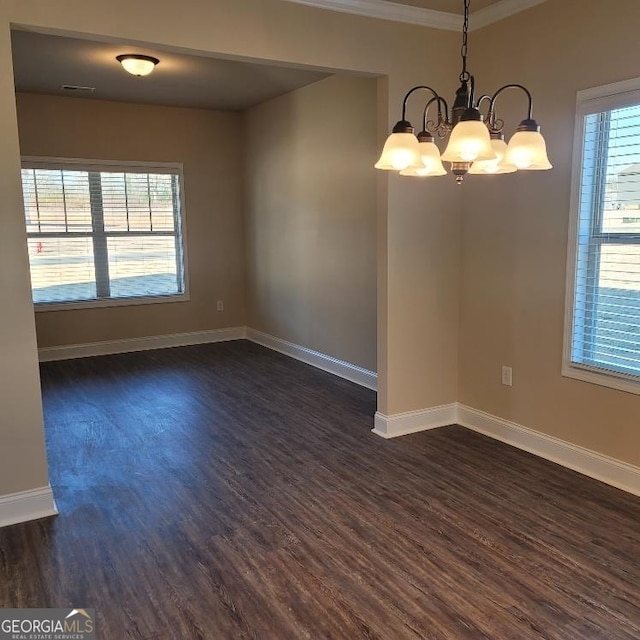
[371,400,640,496]
[38,325,376,390]
[0,485,58,528]
[246,328,377,390]
[457,404,640,498]
[38,327,247,362]
[372,403,457,439]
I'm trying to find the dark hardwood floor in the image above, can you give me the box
[1,340,640,639]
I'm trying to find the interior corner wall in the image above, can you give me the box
[15,93,245,348]
[243,74,378,372]
[459,0,640,466]
[0,0,462,501]
[0,29,49,496]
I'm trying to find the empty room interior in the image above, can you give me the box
[1,0,640,638]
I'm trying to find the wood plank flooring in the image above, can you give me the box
[1,340,640,639]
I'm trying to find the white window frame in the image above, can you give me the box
[21,156,190,312]
[563,77,640,395]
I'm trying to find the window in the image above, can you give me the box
[565,78,640,393]
[21,158,187,310]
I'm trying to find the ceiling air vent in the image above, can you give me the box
[61,85,95,93]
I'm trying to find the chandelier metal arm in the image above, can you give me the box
[421,96,451,138]
[400,85,447,123]
[475,94,503,132]
[487,83,534,133]
[476,94,491,110]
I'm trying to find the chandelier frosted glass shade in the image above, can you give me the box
[374,132,422,171]
[418,140,446,173]
[400,166,447,177]
[504,130,552,170]
[468,137,517,174]
[399,140,447,176]
[441,119,497,163]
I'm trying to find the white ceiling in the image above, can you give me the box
[385,0,500,12]
[11,30,330,111]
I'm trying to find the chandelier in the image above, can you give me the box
[375,0,552,183]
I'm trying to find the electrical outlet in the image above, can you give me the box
[501,365,513,386]
[216,300,224,312]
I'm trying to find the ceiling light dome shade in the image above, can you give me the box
[116,54,159,76]
[441,119,497,163]
[374,132,422,171]
[469,137,517,174]
[504,129,552,170]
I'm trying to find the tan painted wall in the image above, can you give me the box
[459,0,640,466]
[0,32,49,496]
[244,75,378,372]
[15,93,245,348]
[0,0,462,500]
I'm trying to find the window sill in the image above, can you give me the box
[34,293,190,313]
[562,362,640,396]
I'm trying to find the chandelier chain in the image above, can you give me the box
[459,0,471,83]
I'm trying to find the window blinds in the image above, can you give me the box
[21,162,185,306]
[571,104,640,377]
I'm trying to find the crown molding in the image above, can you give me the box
[280,0,549,31]
[281,0,462,30]
[470,0,549,30]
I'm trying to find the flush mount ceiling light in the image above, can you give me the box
[116,54,159,77]
[375,0,551,183]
